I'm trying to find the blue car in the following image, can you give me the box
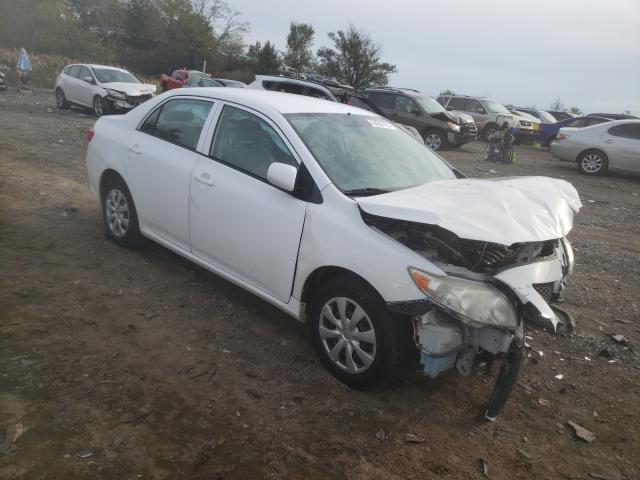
[535,116,611,146]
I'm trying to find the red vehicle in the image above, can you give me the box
[160,69,210,91]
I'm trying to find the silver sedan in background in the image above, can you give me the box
[551,120,640,175]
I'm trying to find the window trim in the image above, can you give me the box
[136,97,218,153]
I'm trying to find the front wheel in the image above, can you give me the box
[423,130,445,151]
[309,277,410,390]
[93,95,110,117]
[55,88,69,109]
[578,149,608,175]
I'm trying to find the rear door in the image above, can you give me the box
[63,65,82,104]
[189,104,307,302]
[601,123,640,172]
[124,97,216,250]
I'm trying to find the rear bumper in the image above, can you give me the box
[549,142,578,162]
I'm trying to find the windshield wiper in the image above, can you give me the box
[343,187,391,197]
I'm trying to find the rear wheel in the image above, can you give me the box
[309,276,410,390]
[55,88,69,109]
[423,130,445,151]
[101,176,145,248]
[578,149,608,175]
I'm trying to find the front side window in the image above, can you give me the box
[77,66,93,81]
[394,95,418,113]
[211,106,298,180]
[140,99,213,150]
[609,124,640,140]
[414,95,446,114]
[66,65,81,78]
[467,99,486,113]
[288,113,455,193]
[93,68,140,84]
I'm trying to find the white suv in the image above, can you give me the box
[55,64,156,117]
[86,89,581,419]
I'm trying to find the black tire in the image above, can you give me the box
[101,176,146,248]
[482,123,499,142]
[309,276,411,390]
[578,149,608,176]
[55,88,69,109]
[93,95,110,117]
[423,129,446,151]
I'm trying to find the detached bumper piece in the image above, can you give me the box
[415,310,524,420]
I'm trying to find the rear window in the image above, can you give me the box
[139,99,214,150]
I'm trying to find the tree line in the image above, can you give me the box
[0,0,396,88]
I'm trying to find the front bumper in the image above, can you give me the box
[107,94,153,111]
[448,123,478,145]
[405,241,573,419]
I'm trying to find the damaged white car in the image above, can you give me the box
[86,89,581,419]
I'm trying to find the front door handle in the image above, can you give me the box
[128,144,142,154]
[193,172,215,186]
[602,139,613,143]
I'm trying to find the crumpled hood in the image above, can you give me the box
[449,111,474,124]
[100,82,156,96]
[356,176,582,245]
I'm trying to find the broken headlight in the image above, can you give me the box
[106,89,126,100]
[409,268,518,328]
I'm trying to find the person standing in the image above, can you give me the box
[16,48,33,93]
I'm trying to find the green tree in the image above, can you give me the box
[316,24,396,89]
[439,89,455,96]
[256,41,281,74]
[569,106,583,115]
[284,22,314,74]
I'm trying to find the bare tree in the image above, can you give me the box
[550,97,565,111]
[192,0,250,54]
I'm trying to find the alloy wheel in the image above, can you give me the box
[105,189,130,238]
[318,297,377,374]
[425,133,443,150]
[581,153,603,173]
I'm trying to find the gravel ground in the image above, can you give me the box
[1,90,639,480]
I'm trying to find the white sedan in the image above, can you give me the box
[86,88,581,419]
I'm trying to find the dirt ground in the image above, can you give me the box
[1,90,639,480]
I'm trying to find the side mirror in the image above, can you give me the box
[267,163,298,192]
[446,105,453,111]
[81,76,94,84]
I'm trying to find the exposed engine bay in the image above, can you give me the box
[362,209,575,420]
[362,210,558,275]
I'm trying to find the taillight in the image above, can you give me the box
[556,132,569,141]
[87,128,95,142]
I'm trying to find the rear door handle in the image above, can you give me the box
[602,139,613,143]
[128,144,142,154]
[193,172,215,186]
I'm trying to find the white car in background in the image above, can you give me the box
[55,64,156,117]
[551,120,640,175]
[86,88,581,419]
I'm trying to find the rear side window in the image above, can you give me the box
[567,118,587,128]
[448,97,468,111]
[367,92,394,109]
[304,86,331,100]
[210,105,298,180]
[586,118,607,126]
[139,99,214,150]
[609,124,640,140]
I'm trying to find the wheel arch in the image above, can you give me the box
[299,265,386,321]
[576,147,608,164]
[99,168,127,200]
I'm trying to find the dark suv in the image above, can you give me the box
[353,88,477,150]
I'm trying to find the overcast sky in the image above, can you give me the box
[231,0,640,115]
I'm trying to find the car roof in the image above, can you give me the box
[84,64,131,73]
[164,87,368,115]
[254,75,333,93]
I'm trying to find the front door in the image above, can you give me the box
[124,97,215,250]
[601,124,640,173]
[75,66,97,108]
[189,104,307,302]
